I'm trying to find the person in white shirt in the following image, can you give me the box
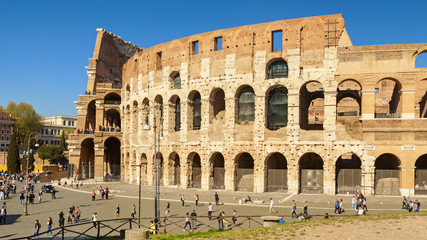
[269,198,277,214]
[357,207,364,216]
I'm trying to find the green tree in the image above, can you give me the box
[7,132,20,173]
[22,154,35,172]
[37,145,63,165]
[5,101,42,148]
[59,130,68,150]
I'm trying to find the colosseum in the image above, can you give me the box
[67,14,427,196]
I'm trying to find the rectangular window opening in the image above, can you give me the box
[375,88,379,94]
[214,37,222,51]
[192,41,199,55]
[156,51,162,70]
[272,30,283,52]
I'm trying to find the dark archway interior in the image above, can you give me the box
[213,89,225,117]
[213,153,225,168]
[105,109,121,128]
[104,92,121,104]
[299,82,324,130]
[237,153,254,169]
[415,154,427,169]
[80,138,95,178]
[299,153,323,169]
[375,154,400,169]
[105,137,121,176]
[85,101,96,130]
[336,154,361,169]
[267,153,287,169]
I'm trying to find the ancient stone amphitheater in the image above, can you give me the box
[68,14,427,196]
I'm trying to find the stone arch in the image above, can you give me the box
[415,79,427,118]
[85,100,96,130]
[79,138,95,179]
[335,153,362,194]
[374,153,401,195]
[154,95,163,127]
[299,152,324,193]
[168,152,181,185]
[375,78,402,118]
[187,152,202,188]
[299,81,324,130]
[235,152,255,191]
[209,88,226,122]
[265,152,287,192]
[415,154,427,194]
[187,90,202,130]
[104,109,121,130]
[169,95,181,132]
[266,58,288,79]
[235,85,255,122]
[140,153,148,185]
[210,152,225,189]
[104,92,121,104]
[104,137,121,180]
[337,79,361,118]
[265,85,288,130]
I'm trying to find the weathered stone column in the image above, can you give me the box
[94,142,104,182]
[224,152,235,191]
[201,152,210,190]
[323,158,336,195]
[361,153,376,196]
[401,89,416,119]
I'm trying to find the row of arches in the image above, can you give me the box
[123,78,427,136]
[123,149,427,195]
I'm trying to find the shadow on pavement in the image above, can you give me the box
[1,214,22,225]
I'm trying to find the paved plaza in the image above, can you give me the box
[1,180,426,239]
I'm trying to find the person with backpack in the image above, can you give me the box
[92,212,98,228]
[33,219,41,239]
[58,211,64,227]
[47,217,53,236]
[183,212,192,231]
[75,207,81,223]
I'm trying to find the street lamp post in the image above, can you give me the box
[143,100,160,226]
[23,132,40,216]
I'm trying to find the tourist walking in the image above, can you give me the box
[0,206,5,224]
[269,198,277,214]
[20,192,25,204]
[38,190,42,203]
[131,204,136,218]
[115,204,120,220]
[217,211,224,229]
[46,217,53,235]
[339,199,344,214]
[303,201,308,217]
[291,200,297,218]
[183,212,191,231]
[92,212,98,228]
[58,211,64,227]
[33,219,41,239]
[105,187,109,200]
[334,199,340,215]
[75,207,81,223]
[232,210,237,224]
[195,194,199,206]
[91,190,96,201]
[165,202,170,217]
[214,192,219,206]
[190,210,197,228]
[181,194,185,206]
[67,208,73,224]
[207,203,213,220]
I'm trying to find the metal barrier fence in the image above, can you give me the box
[415,169,427,195]
[189,167,202,188]
[375,169,400,195]
[236,169,254,191]
[300,169,323,193]
[212,167,225,189]
[267,169,288,192]
[11,216,266,240]
[67,164,122,183]
[336,169,361,194]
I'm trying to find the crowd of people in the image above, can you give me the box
[402,196,421,212]
[76,129,94,134]
[98,125,120,132]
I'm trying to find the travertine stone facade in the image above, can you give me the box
[69,14,427,196]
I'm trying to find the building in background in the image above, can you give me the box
[40,116,77,145]
[0,109,13,152]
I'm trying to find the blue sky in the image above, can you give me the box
[0,0,426,117]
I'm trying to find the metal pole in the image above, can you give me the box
[138,162,142,228]
[23,132,40,216]
[151,101,159,225]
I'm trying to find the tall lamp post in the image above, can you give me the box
[142,100,161,226]
[23,132,41,216]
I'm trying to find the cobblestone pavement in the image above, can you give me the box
[1,180,426,239]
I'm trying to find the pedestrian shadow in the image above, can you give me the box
[0,234,16,239]
[1,214,22,225]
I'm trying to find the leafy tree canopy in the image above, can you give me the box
[5,101,42,146]
[37,145,63,163]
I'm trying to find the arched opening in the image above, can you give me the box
[375,154,401,195]
[415,80,427,118]
[154,95,163,128]
[132,101,139,141]
[79,138,94,179]
[415,52,427,68]
[104,137,121,181]
[187,152,202,188]
[125,105,131,134]
[169,95,181,132]
[299,82,324,130]
[104,92,121,105]
[266,86,288,130]
[236,86,255,122]
[170,72,181,89]
[210,152,225,189]
[209,88,225,122]
[104,109,121,131]
[140,153,148,185]
[265,152,287,192]
[335,153,361,194]
[168,152,181,185]
[188,91,202,130]
[154,152,164,186]
[337,80,361,120]
[414,154,427,194]
[85,100,96,131]
[235,152,254,191]
[267,59,288,79]
[299,153,323,193]
[375,79,402,118]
